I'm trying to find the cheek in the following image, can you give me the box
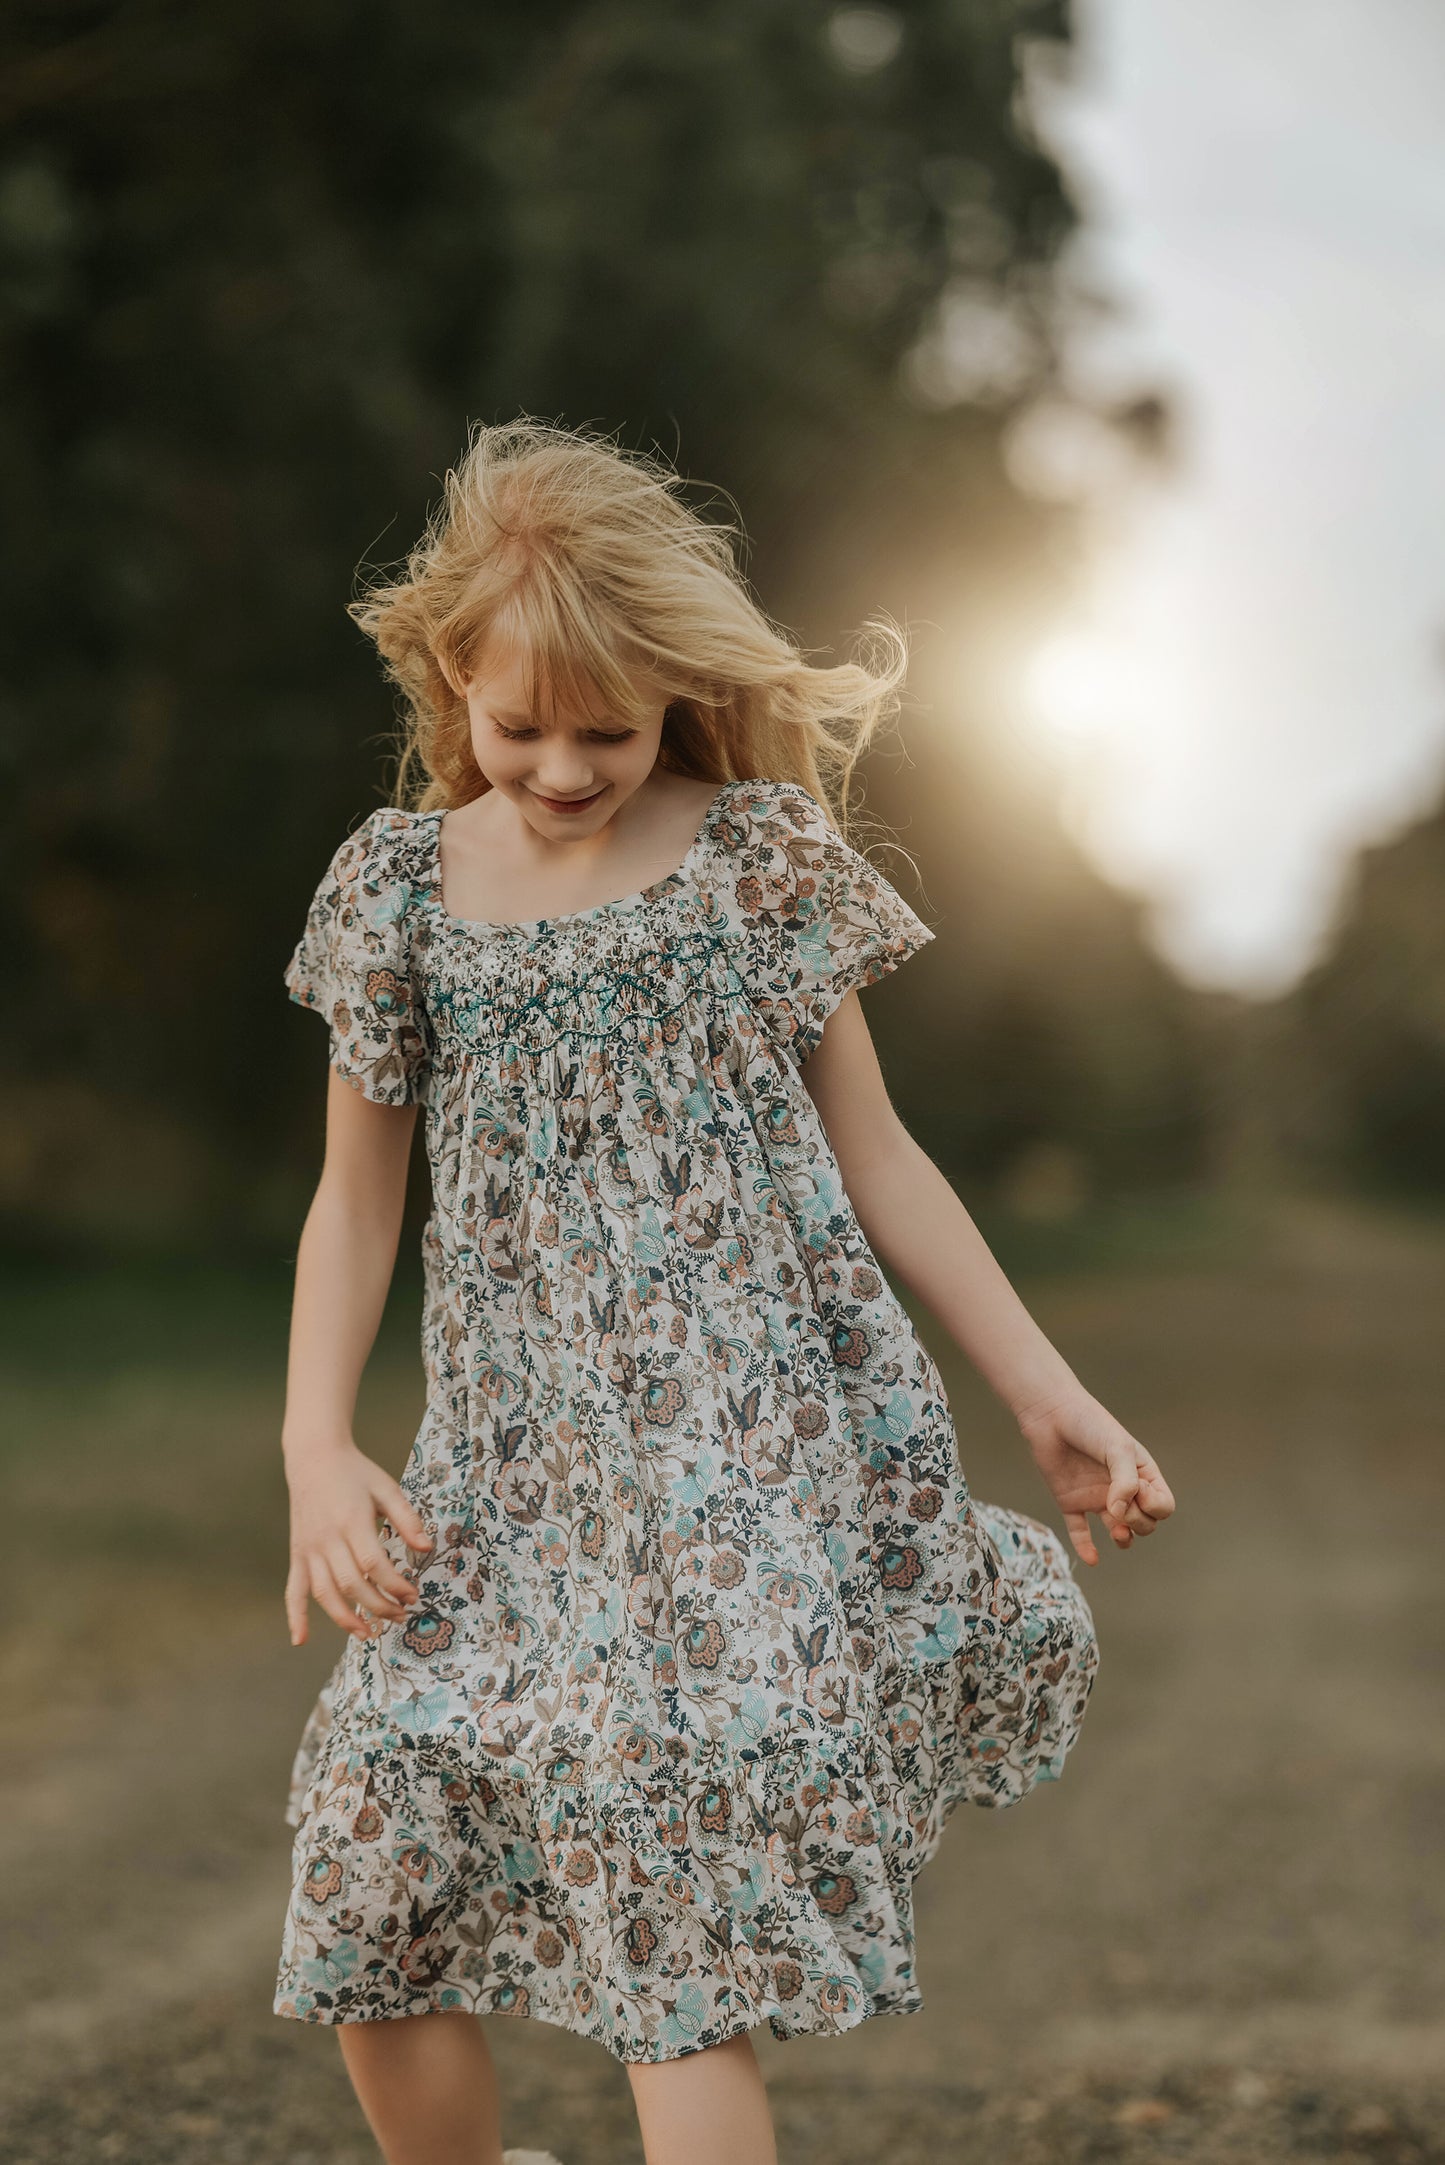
[467,722,529,787]
[611,730,665,788]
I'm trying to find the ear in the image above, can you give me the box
[434,650,472,701]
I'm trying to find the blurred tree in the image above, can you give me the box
[1277,786,1445,1194]
[1,0,1211,1249]
[864,725,1210,1193]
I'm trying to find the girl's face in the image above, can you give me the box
[461,641,667,841]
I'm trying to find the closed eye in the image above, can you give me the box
[492,723,638,744]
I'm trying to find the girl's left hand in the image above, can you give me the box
[1016,1386,1176,1565]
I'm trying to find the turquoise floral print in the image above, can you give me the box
[274,779,1098,2061]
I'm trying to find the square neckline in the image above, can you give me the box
[422,776,749,938]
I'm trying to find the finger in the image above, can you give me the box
[285,1557,310,1647]
[346,1532,417,1613]
[348,1569,410,1623]
[1132,1443,1175,1504]
[1106,1513,1134,1548]
[1106,1441,1143,1522]
[1120,1499,1157,1536]
[353,1543,420,1607]
[310,1556,374,1640]
[1063,1509,1099,1566]
[327,1547,405,1626]
[372,1475,433,1553]
[1138,1469,1176,1520]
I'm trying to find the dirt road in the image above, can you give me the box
[1,1197,1441,2162]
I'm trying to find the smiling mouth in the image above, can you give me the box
[529,787,609,816]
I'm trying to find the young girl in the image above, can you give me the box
[275,419,1174,2165]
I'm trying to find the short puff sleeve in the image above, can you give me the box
[283,807,433,1106]
[710,782,933,1058]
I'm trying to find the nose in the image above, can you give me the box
[535,775,602,801]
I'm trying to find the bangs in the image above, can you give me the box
[438,557,668,730]
[353,417,905,819]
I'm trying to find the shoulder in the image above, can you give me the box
[352,803,433,854]
[724,778,832,828]
[713,781,907,898]
[305,806,435,934]
[328,804,433,881]
[709,777,930,941]
[700,778,932,1051]
[714,778,837,856]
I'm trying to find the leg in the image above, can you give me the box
[337,2009,503,2165]
[628,2031,778,2165]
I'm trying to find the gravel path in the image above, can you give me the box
[2,1198,1441,2161]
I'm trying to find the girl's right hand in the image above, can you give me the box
[283,1440,434,1645]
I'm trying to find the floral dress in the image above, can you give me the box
[274,778,1098,2061]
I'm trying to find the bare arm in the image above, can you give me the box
[803,992,1176,1565]
[281,1069,434,1644]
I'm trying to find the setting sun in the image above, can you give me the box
[1024,626,1146,744]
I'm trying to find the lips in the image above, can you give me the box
[529,787,608,816]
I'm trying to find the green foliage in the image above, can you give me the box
[1281,792,1445,1193]
[3,0,1213,1247]
[864,712,1213,1192]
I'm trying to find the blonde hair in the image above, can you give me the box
[350,418,906,827]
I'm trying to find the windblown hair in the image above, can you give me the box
[350,419,907,826]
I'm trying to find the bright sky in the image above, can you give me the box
[1020,0,1445,993]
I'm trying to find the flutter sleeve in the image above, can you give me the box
[710,780,934,1058]
[282,807,433,1106]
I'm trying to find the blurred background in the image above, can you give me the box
[2,3,1442,2161]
